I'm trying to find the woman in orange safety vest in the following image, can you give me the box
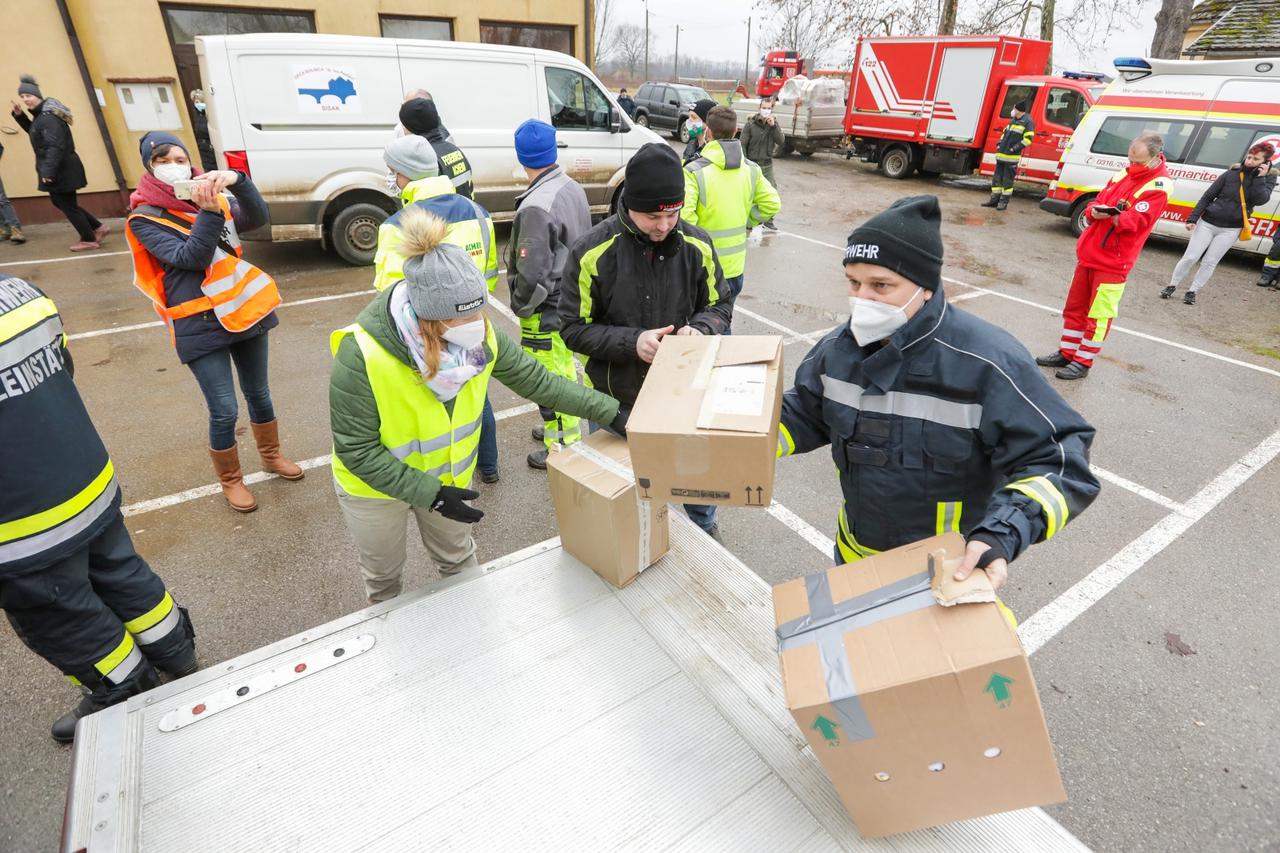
[125,131,301,512]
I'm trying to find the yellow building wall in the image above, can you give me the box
[4,0,589,200]
[0,0,120,204]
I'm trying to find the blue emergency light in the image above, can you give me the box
[1114,57,1154,82]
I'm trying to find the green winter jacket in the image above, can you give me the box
[330,288,620,507]
[739,113,784,164]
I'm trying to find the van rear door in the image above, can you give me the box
[195,37,243,161]
[538,63,624,210]
[396,45,534,217]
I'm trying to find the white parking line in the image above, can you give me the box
[766,501,836,556]
[1089,465,1188,516]
[0,250,131,268]
[733,305,822,343]
[121,402,539,517]
[1018,427,1280,655]
[777,230,1280,381]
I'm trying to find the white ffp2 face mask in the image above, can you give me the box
[442,318,486,350]
[848,287,924,346]
[153,163,193,185]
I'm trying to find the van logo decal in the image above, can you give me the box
[294,65,361,114]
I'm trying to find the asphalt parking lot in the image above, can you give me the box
[2,149,1278,852]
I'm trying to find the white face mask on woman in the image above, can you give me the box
[153,163,193,185]
[848,286,924,346]
[442,318,486,350]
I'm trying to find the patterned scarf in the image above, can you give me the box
[389,283,487,402]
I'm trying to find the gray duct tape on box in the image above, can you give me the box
[776,569,936,742]
[566,441,652,572]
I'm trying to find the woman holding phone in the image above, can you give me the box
[1160,142,1275,305]
[125,131,302,513]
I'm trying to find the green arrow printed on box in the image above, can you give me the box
[984,672,1014,707]
[811,714,840,745]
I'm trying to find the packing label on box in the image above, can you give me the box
[697,363,768,427]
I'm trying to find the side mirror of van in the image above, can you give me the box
[668,99,680,107]
[611,108,628,134]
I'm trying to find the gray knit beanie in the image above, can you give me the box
[17,75,42,99]
[397,207,488,320]
[384,135,439,181]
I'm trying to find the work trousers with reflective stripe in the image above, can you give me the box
[990,159,1018,196]
[1059,264,1126,368]
[0,511,191,692]
[519,314,581,450]
[335,485,479,603]
[1263,239,1280,285]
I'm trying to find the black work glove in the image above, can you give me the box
[430,486,484,523]
[607,408,630,437]
[968,533,1010,569]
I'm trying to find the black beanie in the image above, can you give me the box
[1012,100,1028,114]
[622,144,685,213]
[843,195,944,292]
[399,98,440,134]
[692,98,716,122]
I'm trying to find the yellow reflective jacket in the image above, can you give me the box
[373,176,498,292]
[681,139,781,278]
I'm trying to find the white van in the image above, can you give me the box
[1041,56,1280,258]
[197,33,663,264]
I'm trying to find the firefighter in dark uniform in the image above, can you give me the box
[777,197,1099,594]
[982,101,1035,211]
[0,278,196,742]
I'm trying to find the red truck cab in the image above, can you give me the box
[978,71,1109,185]
[757,50,806,98]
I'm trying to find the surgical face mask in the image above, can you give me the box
[848,287,924,346]
[688,119,703,134]
[153,162,192,185]
[760,107,772,118]
[442,318,486,350]
[194,102,206,113]
[385,171,399,192]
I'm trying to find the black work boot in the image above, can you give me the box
[148,605,199,679]
[527,448,549,470]
[531,426,544,443]
[52,663,161,744]
[996,195,1010,211]
[1036,351,1070,368]
[1183,290,1197,306]
[1160,285,1176,299]
[981,194,1000,208]
[1055,362,1090,380]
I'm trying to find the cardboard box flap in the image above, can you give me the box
[712,335,783,367]
[545,436,634,499]
[696,336,782,434]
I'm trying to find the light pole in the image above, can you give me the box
[743,16,752,85]
[644,0,650,81]
[674,26,682,81]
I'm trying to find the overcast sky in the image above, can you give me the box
[609,0,1161,76]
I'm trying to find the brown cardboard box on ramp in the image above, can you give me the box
[771,533,1066,838]
[546,431,669,588]
[627,335,783,508]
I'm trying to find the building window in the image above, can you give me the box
[380,15,453,41]
[545,67,611,131]
[161,5,314,44]
[480,22,573,56]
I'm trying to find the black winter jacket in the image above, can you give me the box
[779,290,1099,564]
[126,175,276,364]
[1189,164,1276,229]
[424,128,474,200]
[13,99,87,193]
[192,108,217,172]
[559,205,731,407]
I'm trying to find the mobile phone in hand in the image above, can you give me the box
[173,180,197,200]
[1093,204,1121,216]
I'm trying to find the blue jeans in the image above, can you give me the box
[186,333,275,450]
[723,274,744,334]
[478,395,498,475]
[0,174,20,227]
[588,409,718,533]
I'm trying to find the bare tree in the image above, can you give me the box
[609,23,651,79]
[758,0,850,64]
[594,0,618,64]
[1150,0,1195,58]
[940,0,959,34]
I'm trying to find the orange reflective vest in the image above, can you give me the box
[125,197,280,345]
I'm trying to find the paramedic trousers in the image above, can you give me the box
[0,511,194,698]
[335,486,480,603]
[1170,221,1240,294]
[1058,264,1126,368]
[520,313,581,450]
[990,160,1018,198]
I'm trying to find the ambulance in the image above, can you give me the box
[1040,56,1280,257]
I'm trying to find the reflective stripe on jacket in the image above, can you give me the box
[126,196,280,345]
[682,140,781,278]
[329,318,497,499]
[0,278,119,575]
[777,290,1099,563]
[374,176,498,293]
[994,113,1035,162]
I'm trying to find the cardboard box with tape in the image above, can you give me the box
[772,533,1066,838]
[546,431,670,588]
[627,335,783,508]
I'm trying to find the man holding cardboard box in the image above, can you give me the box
[776,195,1100,588]
[559,143,732,538]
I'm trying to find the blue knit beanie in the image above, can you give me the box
[140,131,188,169]
[514,119,558,169]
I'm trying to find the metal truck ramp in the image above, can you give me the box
[63,516,1090,852]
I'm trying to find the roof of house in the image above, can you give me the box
[1185,0,1280,55]
[1189,0,1236,25]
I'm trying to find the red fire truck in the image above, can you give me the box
[757,50,806,97]
[843,35,1106,181]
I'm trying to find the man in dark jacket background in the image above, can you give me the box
[559,143,731,539]
[399,98,474,199]
[11,74,106,250]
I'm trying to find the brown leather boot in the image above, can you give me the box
[209,446,258,512]
[251,419,304,480]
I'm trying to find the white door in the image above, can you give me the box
[539,64,624,209]
[926,47,995,143]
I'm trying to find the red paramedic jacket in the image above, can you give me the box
[1076,156,1171,278]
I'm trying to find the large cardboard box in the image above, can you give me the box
[546,431,670,588]
[771,533,1066,838]
[627,335,783,508]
